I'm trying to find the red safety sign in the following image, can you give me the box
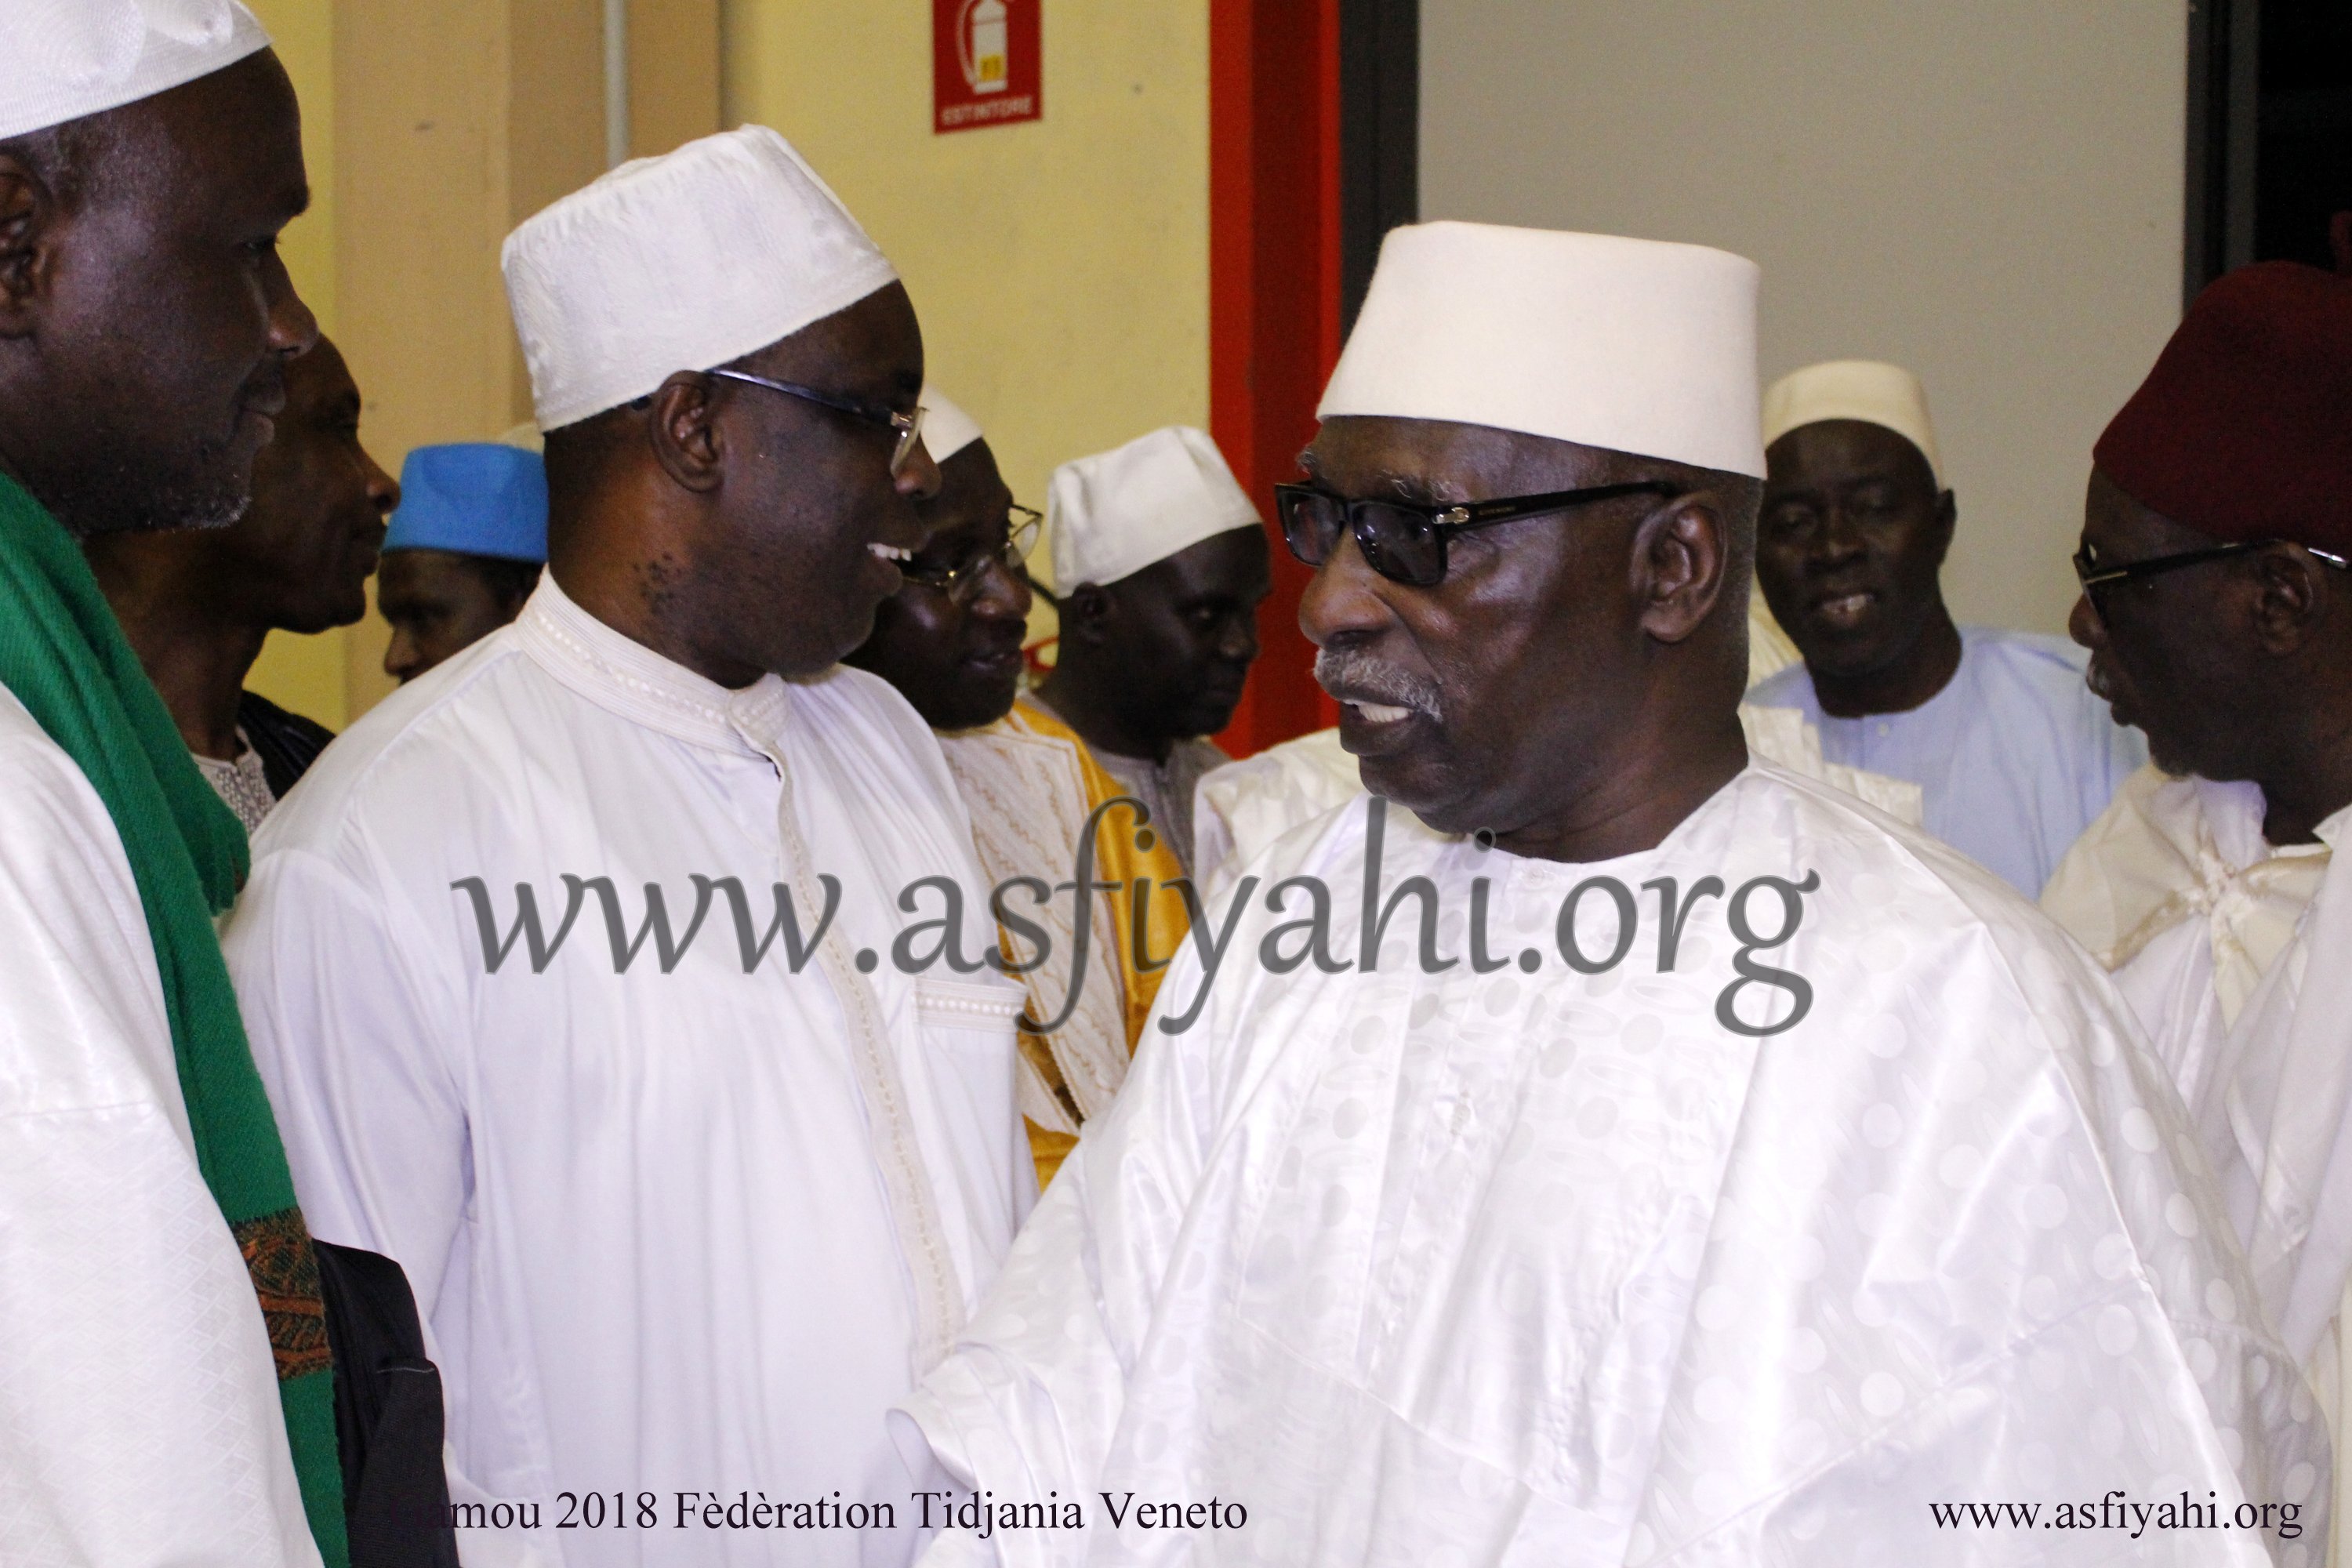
[933,0,1042,133]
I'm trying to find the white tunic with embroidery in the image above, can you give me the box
[907,764,2325,1566]
[225,578,1031,1567]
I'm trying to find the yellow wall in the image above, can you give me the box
[328,0,605,717]
[242,0,350,728]
[722,0,1211,543]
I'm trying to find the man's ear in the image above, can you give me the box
[0,157,58,340]
[1060,582,1113,644]
[2249,543,2333,657]
[646,372,724,493]
[1635,492,1730,645]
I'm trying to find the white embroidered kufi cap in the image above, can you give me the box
[503,125,898,431]
[1761,359,1944,486]
[0,0,271,140]
[1318,220,1766,478]
[921,386,984,463]
[1047,425,1259,591]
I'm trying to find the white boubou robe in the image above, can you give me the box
[2045,763,2352,1562]
[906,763,2326,1566]
[0,689,321,1568]
[225,579,1031,1568]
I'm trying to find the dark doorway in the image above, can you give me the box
[2186,0,2352,303]
[1340,0,1418,333]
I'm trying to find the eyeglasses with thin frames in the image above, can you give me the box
[900,504,1043,602]
[706,368,928,476]
[2073,538,2350,622]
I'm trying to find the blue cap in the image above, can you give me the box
[385,444,549,563]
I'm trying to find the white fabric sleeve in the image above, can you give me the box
[896,946,1223,1568]
[0,725,321,1568]
[223,840,572,1567]
[225,846,575,1568]
[223,845,470,1320]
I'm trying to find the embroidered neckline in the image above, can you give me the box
[515,574,789,756]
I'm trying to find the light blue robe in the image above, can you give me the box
[1748,626,2146,895]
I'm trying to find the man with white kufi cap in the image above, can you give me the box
[1029,425,1272,873]
[848,389,1187,1192]
[1747,360,2145,895]
[901,222,2321,1563]
[0,5,372,1563]
[225,128,1032,1566]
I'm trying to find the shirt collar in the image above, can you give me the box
[515,572,790,757]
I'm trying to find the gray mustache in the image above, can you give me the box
[1314,648,1443,719]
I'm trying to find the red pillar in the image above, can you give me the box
[1210,0,1345,758]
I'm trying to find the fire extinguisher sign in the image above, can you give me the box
[933,0,1041,132]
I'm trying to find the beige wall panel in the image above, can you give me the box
[508,0,608,437]
[512,0,610,227]
[336,0,515,452]
[335,0,513,712]
[630,0,724,157]
[1421,1,2185,637]
[723,0,1211,529]
[331,0,612,715]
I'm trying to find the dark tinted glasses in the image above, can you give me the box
[1275,481,1681,587]
[2072,538,2350,623]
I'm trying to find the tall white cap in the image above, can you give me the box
[503,125,898,431]
[1047,426,1258,591]
[1761,359,1944,486]
[1319,220,1766,479]
[921,385,984,463]
[0,0,270,140]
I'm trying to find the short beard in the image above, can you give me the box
[47,439,252,539]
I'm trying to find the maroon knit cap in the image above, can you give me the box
[2094,259,2352,549]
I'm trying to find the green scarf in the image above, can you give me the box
[0,474,347,1565]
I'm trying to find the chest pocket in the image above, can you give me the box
[913,974,1029,1036]
[908,973,1031,1248]
[909,975,1028,1120]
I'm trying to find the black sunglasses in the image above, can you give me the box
[2073,538,2350,622]
[1275,481,1681,587]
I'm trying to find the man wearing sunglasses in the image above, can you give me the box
[1028,424,1272,875]
[1747,360,2145,897]
[2044,255,2352,1554]
[902,222,2318,1563]
[848,390,1184,1191]
[223,129,1032,1566]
